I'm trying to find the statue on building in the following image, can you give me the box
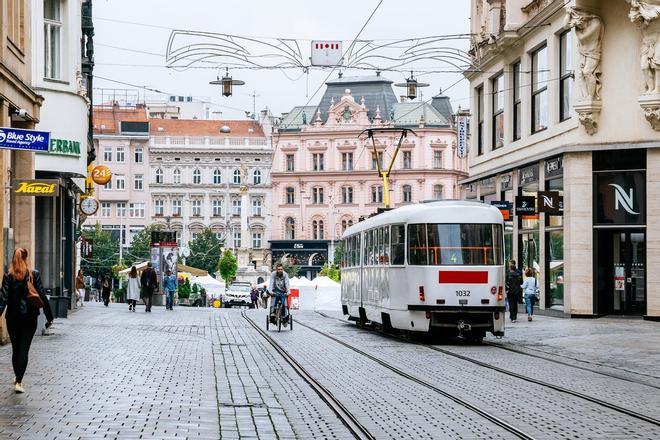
[628,0,660,94]
[566,8,604,101]
[302,111,307,125]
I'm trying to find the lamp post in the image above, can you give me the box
[395,71,429,101]
[210,67,246,98]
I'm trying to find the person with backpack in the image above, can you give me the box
[505,260,523,323]
[0,248,54,393]
[140,262,158,313]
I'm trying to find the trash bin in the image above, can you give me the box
[58,295,69,319]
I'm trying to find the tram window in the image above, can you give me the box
[391,225,405,265]
[408,224,428,265]
[356,235,361,266]
[383,226,390,264]
[377,228,384,265]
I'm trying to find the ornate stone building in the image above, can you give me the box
[464,0,660,319]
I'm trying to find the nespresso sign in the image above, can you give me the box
[13,179,59,197]
[595,171,645,225]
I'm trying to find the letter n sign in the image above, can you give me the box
[538,191,561,214]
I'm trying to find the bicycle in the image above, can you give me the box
[265,292,293,332]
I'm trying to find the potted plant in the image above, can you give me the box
[177,278,191,305]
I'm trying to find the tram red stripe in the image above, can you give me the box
[438,271,488,284]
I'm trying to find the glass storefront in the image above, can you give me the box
[518,164,539,274]
[545,158,564,310]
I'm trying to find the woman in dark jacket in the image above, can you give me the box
[0,248,53,393]
[505,260,523,323]
[101,276,112,307]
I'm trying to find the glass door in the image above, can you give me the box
[611,231,645,315]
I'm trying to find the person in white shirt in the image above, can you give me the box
[521,267,537,322]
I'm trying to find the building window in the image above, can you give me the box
[233,230,242,248]
[155,168,163,184]
[341,219,354,233]
[512,61,522,141]
[532,45,549,133]
[313,153,324,171]
[193,169,201,185]
[313,187,324,204]
[134,175,143,190]
[371,152,383,170]
[492,72,504,149]
[115,174,125,190]
[433,151,443,169]
[233,169,242,184]
[212,199,222,217]
[402,151,412,169]
[477,85,484,155]
[105,177,112,190]
[371,186,383,204]
[342,152,354,171]
[433,184,443,200]
[173,168,181,184]
[253,169,262,185]
[172,200,182,216]
[192,200,202,217]
[116,202,126,217]
[402,184,412,203]
[286,154,295,172]
[154,200,164,216]
[286,187,295,204]
[129,203,145,218]
[559,31,574,122]
[285,217,295,240]
[341,186,353,204]
[8,0,25,50]
[103,147,112,162]
[135,147,143,163]
[252,232,263,249]
[44,0,62,79]
[252,198,263,216]
[232,198,241,215]
[101,202,111,217]
[116,147,125,163]
[313,220,324,240]
[213,169,222,185]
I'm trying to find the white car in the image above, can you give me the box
[222,284,253,308]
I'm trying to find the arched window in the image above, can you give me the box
[193,168,201,185]
[402,185,412,203]
[253,169,262,185]
[341,218,354,233]
[433,184,443,200]
[313,220,324,240]
[233,169,242,184]
[155,168,163,184]
[285,217,295,240]
[213,169,222,185]
[173,168,181,184]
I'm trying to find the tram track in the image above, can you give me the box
[312,310,660,428]
[240,311,375,440]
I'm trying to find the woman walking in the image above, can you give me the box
[521,268,537,322]
[126,266,141,312]
[75,269,85,307]
[101,276,112,307]
[0,248,53,393]
[250,285,259,309]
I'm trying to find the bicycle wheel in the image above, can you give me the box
[278,314,282,332]
[289,315,293,330]
[266,315,270,331]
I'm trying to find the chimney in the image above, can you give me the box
[400,96,407,103]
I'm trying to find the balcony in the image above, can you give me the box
[151,136,269,149]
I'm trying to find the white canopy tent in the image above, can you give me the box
[190,275,225,299]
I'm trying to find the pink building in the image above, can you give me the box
[270,75,468,278]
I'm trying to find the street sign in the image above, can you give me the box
[0,127,50,152]
[311,41,343,66]
[457,116,467,158]
[12,179,59,197]
[538,191,561,214]
[515,196,536,216]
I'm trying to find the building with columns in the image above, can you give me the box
[464,0,660,319]
[271,75,467,279]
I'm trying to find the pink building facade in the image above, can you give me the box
[270,76,468,277]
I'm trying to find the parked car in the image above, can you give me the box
[222,284,253,308]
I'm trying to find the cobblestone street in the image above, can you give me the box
[1,304,659,439]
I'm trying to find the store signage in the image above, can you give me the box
[538,191,561,214]
[91,165,112,185]
[614,265,625,291]
[500,173,512,191]
[0,127,50,152]
[12,179,59,197]
[81,237,93,259]
[595,171,645,225]
[515,196,536,216]
[457,116,467,158]
[519,165,539,186]
[150,231,177,247]
[46,138,82,157]
[491,201,512,221]
[546,157,563,178]
[480,177,496,195]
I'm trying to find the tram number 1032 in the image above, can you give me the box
[455,290,471,297]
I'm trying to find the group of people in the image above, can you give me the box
[125,262,177,312]
[505,260,539,322]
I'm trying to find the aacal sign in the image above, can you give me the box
[13,179,59,197]
[46,138,82,156]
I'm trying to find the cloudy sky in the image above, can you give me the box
[94,0,471,119]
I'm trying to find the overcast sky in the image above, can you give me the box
[94,0,471,119]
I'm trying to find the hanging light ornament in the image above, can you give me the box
[210,67,245,97]
[395,71,429,101]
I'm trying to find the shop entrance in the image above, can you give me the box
[596,230,646,315]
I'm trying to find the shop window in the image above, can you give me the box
[546,230,564,309]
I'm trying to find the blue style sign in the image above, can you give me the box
[0,127,50,152]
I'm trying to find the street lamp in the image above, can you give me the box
[395,71,429,101]
[210,67,245,97]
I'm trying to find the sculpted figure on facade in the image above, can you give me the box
[627,0,660,94]
[566,8,604,101]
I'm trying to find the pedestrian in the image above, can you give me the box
[521,267,537,322]
[268,263,290,325]
[250,284,259,309]
[75,269,85,307]
[0,248,54,393]
[505,260,522,323]
[260,287,269,309]
[126,266,141,312]
[101,276,112,307]
[140,262,158,313]
[163,269,177,310]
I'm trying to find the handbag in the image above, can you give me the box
[27,273,44,309]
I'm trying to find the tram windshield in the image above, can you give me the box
[408,224,503,266]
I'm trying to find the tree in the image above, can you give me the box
[333,243,343,266]
[187,228,223,274]
[278,255,300,279]
[126,225,157,266]
[81,225,118,280]
[217,250,238,285]
[319,263,341,282]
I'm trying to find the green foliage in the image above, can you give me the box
[178,278,191,299]
[81,225,118,280]
[333,243,343,266]
[126,225,157,266]
[319,263,341,282]
[114,286,125,301]
[278,255,300,279]
[187,228,223,275]
[190,283,201,303]
[217,250,238,285]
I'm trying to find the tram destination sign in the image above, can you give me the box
[0,127,50,152]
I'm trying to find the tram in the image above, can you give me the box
[340,201,506,341]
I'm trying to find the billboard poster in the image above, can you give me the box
[150,247,161,275]
[162,247,178,275]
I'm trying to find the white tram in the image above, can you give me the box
[340,201,506,340]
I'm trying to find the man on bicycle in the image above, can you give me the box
[268,263,290,325]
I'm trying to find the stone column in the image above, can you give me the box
[0,103,9,344]
[646,149,660,318]
[11,151,35,259]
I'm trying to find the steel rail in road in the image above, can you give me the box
[313,311,660,428]
[294,318,535,440]
[240,311,375,440]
